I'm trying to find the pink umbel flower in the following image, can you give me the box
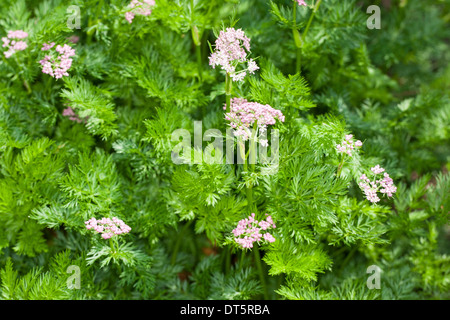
[225,98,285,141]
[359,165,397,203]
[232,213,276,249]
[39,43,76,79]
[41,42,55,51]
[85,217,132,239]
[209,27,259,82]
[125,0,156,23]
[62,106,86,123]
[336,134,363,157]
[2,30,28,58]
[7,30,28,39]
[67,35,80,44]
[371,164,385,174]
[296,0,307,6]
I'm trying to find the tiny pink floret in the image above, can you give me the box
[232,213,276,249]
[336,134,363,157]
[209,28,259,82]
[125,0,156,23]
[2,30,28,58]
[225,98,285,141]
[39,43,75,79]
[359,165,397,203]
[85,217,132,239]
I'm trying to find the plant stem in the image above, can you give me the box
[190,0,202,82]
[13,56,31,94]
[225,73,232,113]
[246,122,258,212]
[109,238,115,253]
[195,41,202,81]
[302,0,322,41]
[225,246,231,274]
[250,122,257,171]
[293,2,297,30]
[243,126,269,299]
[292,2,302,73]
[243,159,253,212]
[87,0,104,44]
[253,246,269,300]
[296,46,302,74]
[292,0,323,73]
[246,182,253,212]
[337,154,345,178]
[239,250,245,271]
[171,220,193,265]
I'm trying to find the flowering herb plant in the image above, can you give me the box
[0,0,448,302]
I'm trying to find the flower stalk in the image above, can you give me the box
[14,56,31,94]
[254,245,269,299]
[190,0,203,82]
[292,3,302,73]
[293,0,322,73]
[225,73,232,113]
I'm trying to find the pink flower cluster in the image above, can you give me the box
[62,106,83,123]
[39,43,76,79]
[225,98,285,142]
[336,134,363,157]
[85,217,132,239]
[125,0,155,23]
[67,35,80,44]
[209,28,259,82]
[2,30,28,58]
[296,0,307,6]
[232,213,276,249]
[359,165,397,203]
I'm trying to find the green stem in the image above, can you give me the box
[13,56,31,94]
[292,0,322,73]
[246,183,253,212]
[225,73,232,113]
[337,154,345,178]
[242,125,269,299]
[302,0,322,41]
[239,250,245,271]
[247,122,258,212]
[243,159,252,212]
[87,0,104,44]
[171,220,193,265]
[109,238,115,253]
[190,0,202,82]
[293,2,297,29]
[95,0,104,21]
[296,47,301,74]
[250,122,257,171]
[253,246,269,300]
[292,2,302,73]
[225,247,231,274]
[45,76,53,97]
[22,77,31,94]
[195,40,202,82]
[243,154,253,213]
